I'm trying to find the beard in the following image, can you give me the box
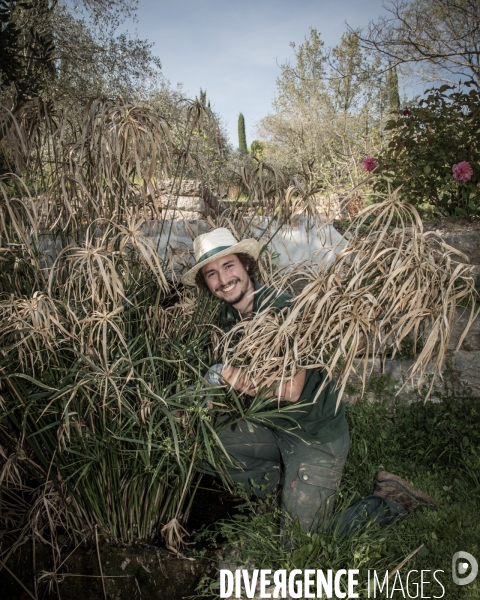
[228,288,247,306]
[215,278,248,306]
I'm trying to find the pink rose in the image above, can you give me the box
[452,161,473,182]
[362,157,377,172]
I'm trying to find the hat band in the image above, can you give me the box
[196,245,232,265]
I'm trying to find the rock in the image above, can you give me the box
[157,186,223,218]
[471,264,480,284]
[442,232,480,266]
[448,309,480,351]
[451,351,480,396]
[158,195,222,220]
[159,195,206,213]
[382,359,444,397]
[163,210,203,220]
[420,307,480,352]
[157,180,207,197]
[349,359,382,384]
[382,359,415,393]
[342,391,377,404]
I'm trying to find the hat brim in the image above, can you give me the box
[181,238,262,286]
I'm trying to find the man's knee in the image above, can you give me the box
[280,430,350,532]
[217,420,279,462]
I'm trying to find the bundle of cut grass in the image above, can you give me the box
[221,193,478,403]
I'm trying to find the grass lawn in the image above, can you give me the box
[193,384,480,599]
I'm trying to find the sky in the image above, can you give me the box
[129,0,390,146]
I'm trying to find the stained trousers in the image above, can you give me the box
[218,420,406,536]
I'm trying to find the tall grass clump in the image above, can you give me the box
[0,98,241,551]
[0,96,319,555]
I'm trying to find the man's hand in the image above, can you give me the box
[220,365,306,402]
[220,365,250,394]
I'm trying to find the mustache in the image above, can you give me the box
[215,279,239,293]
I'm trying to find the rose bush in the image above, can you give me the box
[370,83,480,219]
[452,161,474,183]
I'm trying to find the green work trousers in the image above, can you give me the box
[218,420,405,536]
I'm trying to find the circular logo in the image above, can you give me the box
[452,551,478,586]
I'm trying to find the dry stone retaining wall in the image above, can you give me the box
[156,180,222,220]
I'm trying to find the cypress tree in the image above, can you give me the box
[238,113,247,154]
[387,64,400,113]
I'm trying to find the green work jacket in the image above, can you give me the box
[219,279,348,444]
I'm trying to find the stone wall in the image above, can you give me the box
[155,179,222,220]
[440,231,480,284]
[382,308,480,400]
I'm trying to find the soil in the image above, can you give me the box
[186,476,243,536]
[1,540,209,600]
[0,477,242,600]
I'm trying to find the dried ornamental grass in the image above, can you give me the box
[0,98,175,236]
[0,292,75,374]
[221,193,478,404]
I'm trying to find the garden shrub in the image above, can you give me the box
[372,83,480,219]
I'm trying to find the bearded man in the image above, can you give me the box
[182,228,435,536]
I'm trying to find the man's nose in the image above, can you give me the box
[218,270,231,285]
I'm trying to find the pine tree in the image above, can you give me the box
[238,113,247,154]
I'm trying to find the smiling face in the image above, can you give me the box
[201,253,254,310]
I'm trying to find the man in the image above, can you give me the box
[182,227,435,536]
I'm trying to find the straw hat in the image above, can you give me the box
[182,228,261,286]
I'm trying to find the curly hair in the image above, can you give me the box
[194,252,259,290]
